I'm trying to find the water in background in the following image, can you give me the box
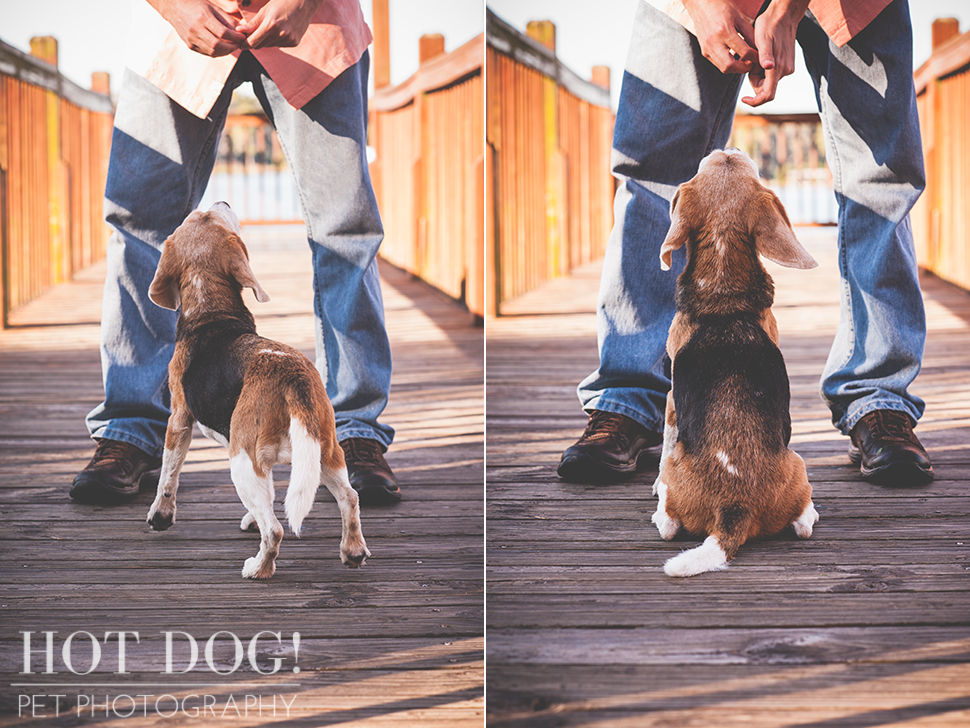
[200,171,304,222]
[201,170,837,227]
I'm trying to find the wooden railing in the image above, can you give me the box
[486,11,615,316]
[913,18,970,290]
[0,38,113,328]
[369,34,485,320]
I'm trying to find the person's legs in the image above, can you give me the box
[797,0,932,483]
[85,69,233,454]
[244,53,398,504]
[561,2,743,481]
[73,69,235,503]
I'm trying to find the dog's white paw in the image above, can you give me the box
[792,501,819,539]
[240,512,259,532]
[241,556,275,580]
[147,500,176,531]
[341,540,370,568]
[652,508,681,541]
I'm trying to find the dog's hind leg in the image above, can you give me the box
[239,511,259,532]
[786,452,818,539]
[147,405,195,531]
[792,500,819,539]
[230,451,283,580]
[320,448,369,568]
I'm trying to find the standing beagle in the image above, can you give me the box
[651,149,820,577]
[146,202,369,579]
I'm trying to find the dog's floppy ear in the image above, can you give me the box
[228,236,271,303]
[751,189,818,269]
[149,240,181,310]
[660,185,692,271]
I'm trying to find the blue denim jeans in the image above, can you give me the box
[86,52,394,457]
[577,0,926,437]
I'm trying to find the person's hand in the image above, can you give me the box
[148,0,248,57]
[235,0,326,49]
[741,0,811,107]
[682,0,759,74]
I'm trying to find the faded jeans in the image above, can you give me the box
[577,0,927,436]
[85,52,394,457]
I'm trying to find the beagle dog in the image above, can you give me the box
[146,202,369,579]
[651,149,820,577]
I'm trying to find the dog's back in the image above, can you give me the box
[665,315,807,568]
[146,204,368,579]
[674,314,791,457]
[652,149,819,577]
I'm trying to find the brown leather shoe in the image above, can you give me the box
[70,439,163,504]
[558,410,663,483]
[849,410,933,486]
[341,438,402,506]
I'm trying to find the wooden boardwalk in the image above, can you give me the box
[486,227,970,726]
[0,226,484,726]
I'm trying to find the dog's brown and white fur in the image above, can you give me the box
[651,149,819,577]
[145,202,369,579]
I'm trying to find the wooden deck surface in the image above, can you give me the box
[0,226,484,726]
[486,227,970,726]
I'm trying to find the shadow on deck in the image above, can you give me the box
[486,227,970,726]
[0,225,484,725]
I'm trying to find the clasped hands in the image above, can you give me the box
[149,0,326,58]
[683,0,812,107]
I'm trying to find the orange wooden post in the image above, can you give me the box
[526,20,566,279]
[932,18,960,49]
[591,66,610,90]
[90,72,110,96]
[31,36,69,286]
[372,0,391,89]
[419,34,445,64]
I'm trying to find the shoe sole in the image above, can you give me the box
[69,469,160,505]
[557,445,662,484]
[848,447,933,486]
[355,483,402,506]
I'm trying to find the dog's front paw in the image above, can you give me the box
[242,556,276,580]
[147,502,175,531]
[792,501,819,539]
[341,540,370,568]
[651,508,681,541]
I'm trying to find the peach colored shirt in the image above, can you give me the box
[126,0,372,119]
[662,0,893,47]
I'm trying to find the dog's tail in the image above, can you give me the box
[284,416,322,537]
[664,504,749,577]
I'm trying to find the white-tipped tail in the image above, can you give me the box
[664,535,729,577]
[284,418,321,536]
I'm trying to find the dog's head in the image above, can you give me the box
[659,149,817,272]
[149,202,270,312]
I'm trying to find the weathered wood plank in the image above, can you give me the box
[485,227,970,724]
[0,226,484,723]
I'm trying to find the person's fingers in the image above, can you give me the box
[741,66,778,107]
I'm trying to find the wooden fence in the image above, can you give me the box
[486,11,615,316]
[913,18,970,291]
[0,37,113,328]
[369,34,485,320]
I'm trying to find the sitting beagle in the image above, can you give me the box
[651,149,820,577]
[146,202,369,579]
